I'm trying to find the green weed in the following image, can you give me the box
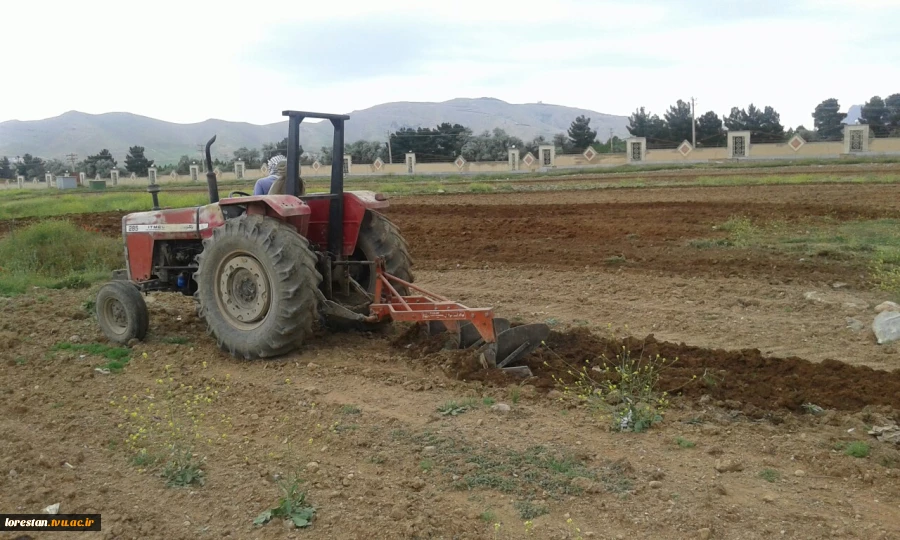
[844,441,871,458]
[675,437,696,448]
[254,473,315,529]
[52,342,132,371]
[514,500,549,520]
[758,469,780,483]
[0,221,121,295]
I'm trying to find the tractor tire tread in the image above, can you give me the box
[193,214,321,359]
[95,281,149,344]
[359,210,414,295]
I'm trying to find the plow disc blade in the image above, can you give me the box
[479,323,550,377]
[458,318,510,348]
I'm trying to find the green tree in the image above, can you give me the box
[724,104,784,143]
[262,138,297,161]
[627,107,668,148]
[44,158,69,176]
[83,149,116,177]
[812,98,847,140]
[175,155,192,175]
[15,154,45,179]
[567,115,597,151]
[460,128,525,162]
[0,156,12,179]
[389,123,472,162]
[345,140,386,164]
[884,93,900,135]
[786,125,818,142]
[124,145,155,176]
[591,136,626,153]
[552,133,575,154]
[522,135,548,158]
[664,99,694,145]
[94,159,117,177]
[695,111,725,146]
[860,96,889,137]
[232,147,261,168]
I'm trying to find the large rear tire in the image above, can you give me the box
[194,215,322,359]
[351,210,414,296]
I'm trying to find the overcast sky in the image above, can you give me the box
[3,0,899,129]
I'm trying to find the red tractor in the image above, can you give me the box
[95,110,548,375]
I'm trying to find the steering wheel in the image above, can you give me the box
[228,191,251,198]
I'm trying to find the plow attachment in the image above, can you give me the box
[367,264,550,377]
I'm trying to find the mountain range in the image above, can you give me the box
[0,98,630,164]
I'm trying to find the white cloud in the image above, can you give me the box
[1,0,898,130]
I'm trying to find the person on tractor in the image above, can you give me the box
[253,155,305,196]
[253,155,286,195]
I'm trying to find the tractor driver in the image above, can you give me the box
[253,155,305,196]
[253,155,286,195]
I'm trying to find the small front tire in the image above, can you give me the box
[96,281,149,344]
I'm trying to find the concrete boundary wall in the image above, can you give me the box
[4,136,900,190]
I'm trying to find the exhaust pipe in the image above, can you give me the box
[205,135,219,203]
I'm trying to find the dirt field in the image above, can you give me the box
[3,182,900,539]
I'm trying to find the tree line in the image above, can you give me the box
[627,94,900,149]
[0,146,155,180]
[3,93,899,180]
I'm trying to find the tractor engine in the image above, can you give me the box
[154,240,203,294]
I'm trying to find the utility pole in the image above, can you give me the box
[608,128,614,153]
[386,130,393,164]
[65,153,78,170]
[196,144,205,172]
[691,97,697,148]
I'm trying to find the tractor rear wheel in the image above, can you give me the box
[350,210,414,296]
[194,215,322,359]
[96,281,149,345]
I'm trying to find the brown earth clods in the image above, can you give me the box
[395,327,900,413]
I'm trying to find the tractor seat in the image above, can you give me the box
[267,175,305,196]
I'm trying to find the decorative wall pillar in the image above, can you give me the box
[625,137,646,163]
[843,124,870,153]
[508,147,520,171]
[727,130,751,158]
[538,145,555,167]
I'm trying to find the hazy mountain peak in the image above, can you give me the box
[0,98,628,164]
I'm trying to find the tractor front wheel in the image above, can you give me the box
[194,215,322,359]
[96,281,149,345]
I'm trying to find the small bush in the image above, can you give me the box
[550,344,676,433]
[758,469,780,483]
[844,441,870,458]
[514,500,549,520]
[675,437,695,448]
[254,474,316,529]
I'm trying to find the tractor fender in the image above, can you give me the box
[303,191,390,255]
[219,194,311,218]
[344,190,390,210]
[340,191,391,255]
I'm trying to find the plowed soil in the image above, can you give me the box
[4,181,900,539]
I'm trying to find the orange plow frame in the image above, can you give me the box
[368,264,498,345]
